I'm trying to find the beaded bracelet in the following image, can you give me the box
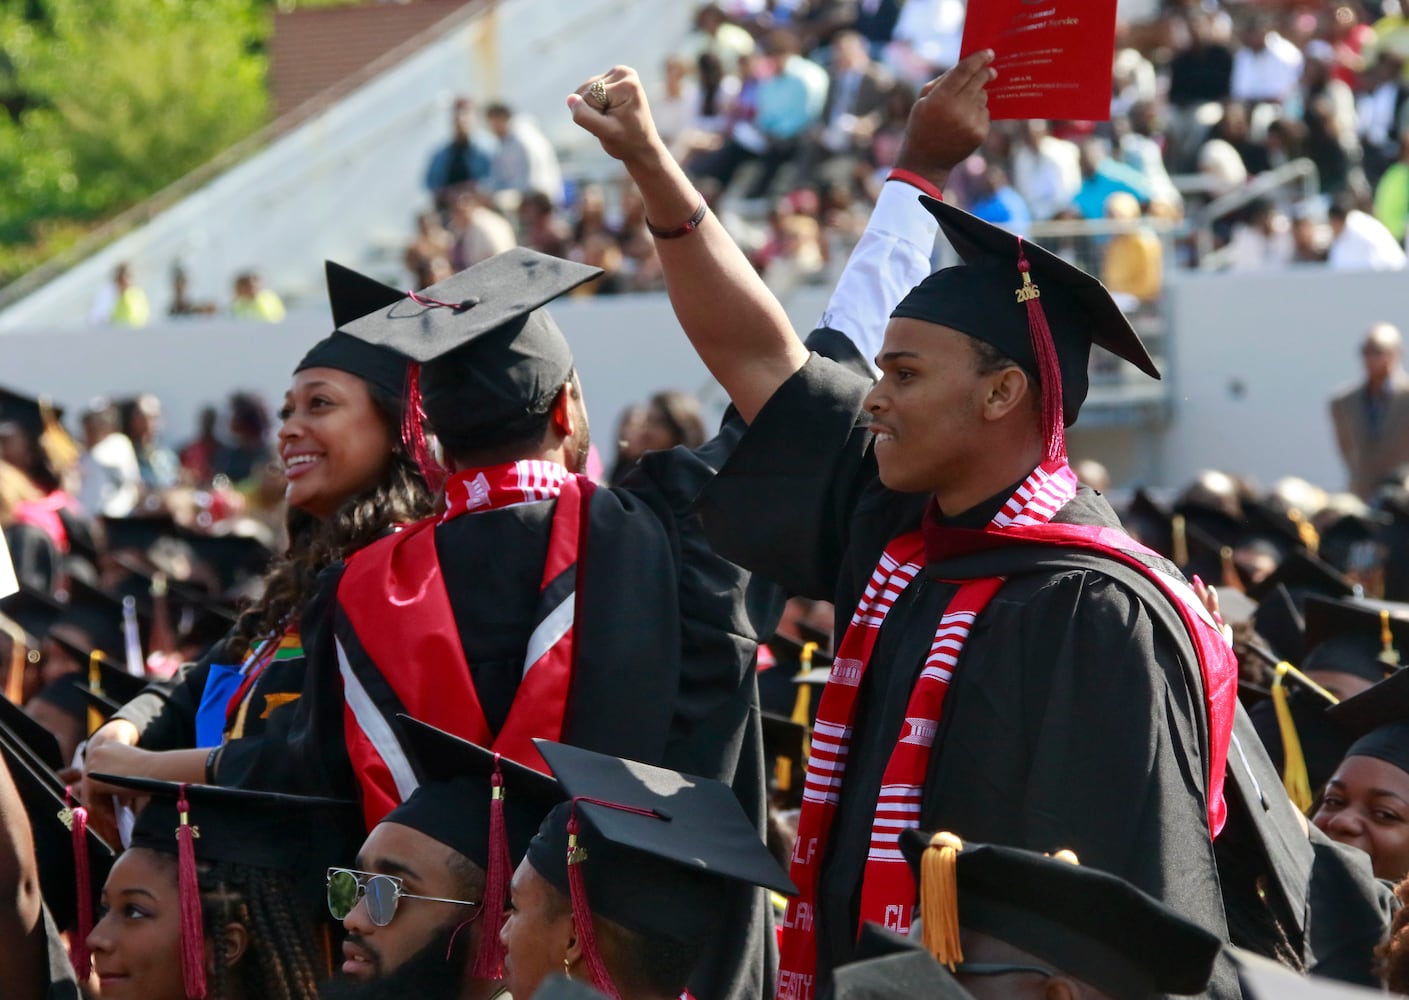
[647,196,708,239]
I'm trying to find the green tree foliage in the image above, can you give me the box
[0,0,269,264]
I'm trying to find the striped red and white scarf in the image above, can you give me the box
[776,460,1080,1000]
[442,459,573,518]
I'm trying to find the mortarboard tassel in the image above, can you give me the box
[471,757,511,979]
[1,617,25,705]
[38,398,80,473]
[779,641,820,793]
[1380,610,1400,668]
[87,652,105,738]
[176,784,208,999]
[63,788,93,980]
[1171,514,1189,569]
[121,597,144,679]
[920,832,964,971]
[401,362,447,495]
[1014,246,1065,463]
[565,806,621,999]
[1269,662,1340,813]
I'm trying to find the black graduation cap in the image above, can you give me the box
[49,632,147,704]
[524,741,795,958]
[1317,510,1388,574]
[1324,666,1409,779]
[832,924,978,1000]
[1230,946,1384,999]
[1240,497,1309,556]
[99,513,181,556]
[0,728,116,934]
[898,830,1222,999]
[0,385,64,441]
[392,716,564,977]
[391,716,563,870]
[1217,587,1259,628]
[59,578,147,656]
[1303,597,1409,683]
[1250,551,1357,605]
[762,711,807,802]
[0,692,64,770]
[1252,583,1306,664]
[178,530,273,595]
[293,262,412,400]
[341,249,602,439]
[895,199,1158,433]
[0,585,65,644]
[1121,489,1174,558]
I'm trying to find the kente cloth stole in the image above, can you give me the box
[337,460,592,827]
[776,461,1238,1000]
[776,461,1079,1000]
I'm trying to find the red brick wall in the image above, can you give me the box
[270,0,476,118]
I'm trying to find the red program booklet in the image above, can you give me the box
[959,0,1119,121]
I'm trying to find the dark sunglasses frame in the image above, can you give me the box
[326,867,481,927]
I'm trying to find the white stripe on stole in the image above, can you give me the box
[522,592,575,676]
[337,639,419,803]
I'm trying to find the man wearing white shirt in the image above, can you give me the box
[76,401,141,518]
[1230,18,1304,104]
[1328,195,1409,271]
[1011,120,1082,221]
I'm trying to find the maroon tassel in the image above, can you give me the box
[176,785,207,999]
[64,788,93,980]
[565,808,621,999]
[401,362,447,494]
[1015,245,1066,462]
[470,757,511,979]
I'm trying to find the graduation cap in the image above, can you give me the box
[1240,496,1311,556]
[99,513,181,556]
[897,830,1222,999]
[391,716,564,978]
[831,923,977,1000]
[341,248,602,443]
[1121,489,1174,558]
[0,585,64,645]
[57,578,145,656]
[761,711,807,800]
[895,199,1158,460]
[524,740,795,998]
[1251,583,1306,665]
[293,262,413,400]
[1249,551,1357,605]
[1317,510,1388,574]
[1324,666,1409,781]
[178,530,273,596]
[1216,587,1259,628]
[0,728,116,959]
[89,774,362,999]
[47,632,145,733]
[0,691,64,771]
[1231,948,1385,1000]
[1303,597,1409,682]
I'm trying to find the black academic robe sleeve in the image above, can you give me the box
[697,354,879,600]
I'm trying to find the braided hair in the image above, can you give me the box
[226,380,435,660]
[201,861,324,1000]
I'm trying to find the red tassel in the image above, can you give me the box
[65,788,93,980]
[402,363,447,494]
[176,785,208,999]
[471,757,511,979]
[566,809,621,999]
[1016,245,1066,462]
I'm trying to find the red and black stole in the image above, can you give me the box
[337,460,593,827]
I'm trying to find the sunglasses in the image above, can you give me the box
[326,867,481,927]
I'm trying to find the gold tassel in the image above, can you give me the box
[921,832,965,971]
[1172,514,1188,567]
[778,641,819,792]
[37,399,80,473]
[1270,661,1339,813]
[1288,508,1320,555]
[0,615,26,704]
[86,651,106,737]
[1380,610,1400,667]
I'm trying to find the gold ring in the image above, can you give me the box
[589,79,609,111]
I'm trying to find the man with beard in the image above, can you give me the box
[321,719,560,1000]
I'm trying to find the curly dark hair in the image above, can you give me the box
[226,380,436,660]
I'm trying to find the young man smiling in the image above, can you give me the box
[569,55,1244,998]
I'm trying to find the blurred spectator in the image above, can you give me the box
[1231,15,1305,105]
[215,392,274,486]
[692,30,827,198]
[1115,103,1182,207]
[607,404,649,486]
[486,103,563,205]
[405,210,455,288]
[615,185,665,292]
[518,190,572,257]
[1111,48,1158,120]
[1225,198,1295,272]
[167,265,215,317]
[883,0,964,86]
[1166,11,1234,168]
[1100,192,1163,305]
[89,262,151,328]
[1302,41,1359,142]
[77,400,141,518]
[652,56,703,152]
[969,164,1031,235]
[1010,120,1081,222]
[1328,193,1409,270]
[1197,137,1249,196]
[757,196,826,297]
[1375,129,1409,243]
[641,390,706,453]
[1072,138,1152,220]
[1330,3,1377,88]
[230,271,286,323]
[796,31,894,185]
[1291,202,1330,262]
[682,2,755,71]
[1374,0,1409,79]
[178,406,226,487]
[1304,91,1362,196]
[1211,102,1269,176]
[1355,53,1408,182]
[446,188,516,269]
[119,393,179,492]
[424,97,492,214]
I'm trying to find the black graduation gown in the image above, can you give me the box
[697,355,1240,998]
[217,422,783,1000]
